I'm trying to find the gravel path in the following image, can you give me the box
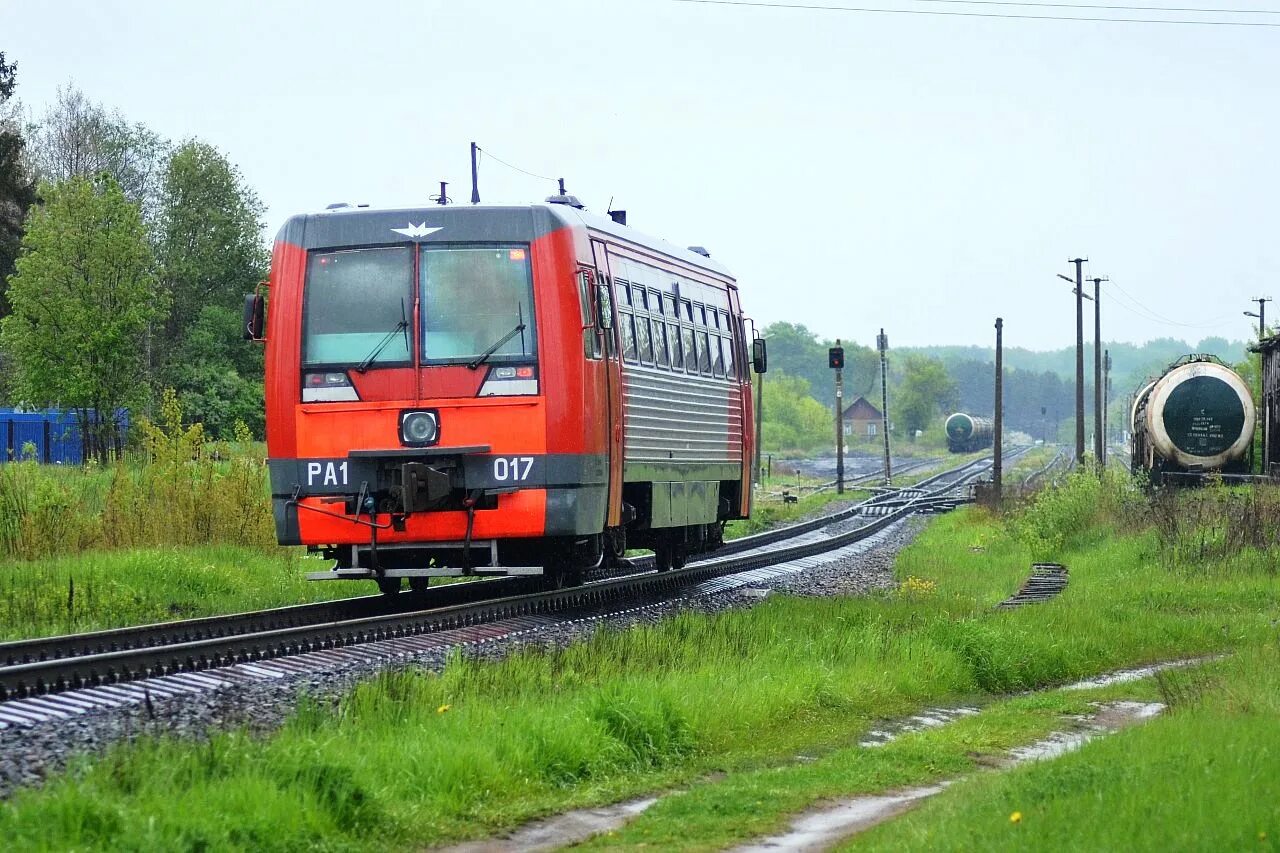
[0,516,928,799]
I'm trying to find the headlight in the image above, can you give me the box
[400,410,439,446]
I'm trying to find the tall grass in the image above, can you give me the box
[0,391,273,560]
[0,547,349,641]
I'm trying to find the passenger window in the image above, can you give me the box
[682,326,697,374]
[597,283,614,358]
[698,305,708,327]
[683,300,694,323]
[580,270,600,360]
[650,289,664,314]
[654,323,669,367]
[619,281,632,306]
[636,315,653,363]
[712,336,726,377]
[621,311,637,362]
[668,322,683,370]
[663,295,677,316]
[636,289,649,311]
[723,334,735,377]
[699,330,713,374]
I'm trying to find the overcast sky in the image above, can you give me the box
[5,0,1277,351]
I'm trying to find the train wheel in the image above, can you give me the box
[375,577,401,595]
[542,566,583,589]
[670,547,687,570]
[408,577,430,593]
[653,546,674,572]
[605,527,627,566]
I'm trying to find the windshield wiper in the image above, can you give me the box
[467,322,527,371]
[354,299,409,374]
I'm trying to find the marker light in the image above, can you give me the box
[509,248,526,261]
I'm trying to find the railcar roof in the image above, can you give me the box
[275,203,735,282]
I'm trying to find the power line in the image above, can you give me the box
[666,0,1280,27]
[1104,279,1239,329]
[475,147,557,183]
[787,0,1280,14]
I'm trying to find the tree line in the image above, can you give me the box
[755,322,1249,455]
[0,58,265,459]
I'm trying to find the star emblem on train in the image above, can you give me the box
[391,223,443,238]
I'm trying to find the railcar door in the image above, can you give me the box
[591,239,625,527]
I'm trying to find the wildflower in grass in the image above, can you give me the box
[898,576,937,597]
[1010,811,1022,824]
[437,704,451,714]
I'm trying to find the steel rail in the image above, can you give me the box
[1,454,996,668]
[0,453,1010,699]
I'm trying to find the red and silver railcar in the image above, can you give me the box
[247,199,762,593]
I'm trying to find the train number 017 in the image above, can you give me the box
[492,456,535,482]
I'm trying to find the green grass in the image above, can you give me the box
[854,648,1280,852]
[0,546,350,641]
[2,474,1277,850]
[582,682,1154,851]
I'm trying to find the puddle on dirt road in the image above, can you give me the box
[436,796,658,853]
[858,706,981,748]
[729,700,1166,852]
[734,784,951,853]
[1061,657,1213,690]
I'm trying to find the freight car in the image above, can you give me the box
[1130,354,1255,484]
[245,198,763,593]
[944,412,994,453]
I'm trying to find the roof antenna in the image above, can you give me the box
[470,142,480,204]
[545,178,585,210]
[432,181,450,206]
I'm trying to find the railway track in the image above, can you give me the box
[1021,446,1070,489]
[0,452,1013,704]
[761,456,939,500]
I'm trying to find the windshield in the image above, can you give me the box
[421,246,536,363]
[303,247,412,367]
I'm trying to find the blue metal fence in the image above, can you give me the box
[0,410,128,464]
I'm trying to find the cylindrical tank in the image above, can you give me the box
[944,412,994,452]
[1131,357,1255,473]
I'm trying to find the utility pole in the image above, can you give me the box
[993,318,1003,497]
[878,329,892,486]
[470,142,480,204]
[1103,349,1112,464]
[830,341,846,494]
[1245,297,1272,470]
[1061,259,1088,466]
[1245,297,1271,340]
[1088,276,1108,472]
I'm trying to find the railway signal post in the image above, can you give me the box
[830,341,846,494]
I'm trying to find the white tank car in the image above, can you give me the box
[1131,356,1255,480]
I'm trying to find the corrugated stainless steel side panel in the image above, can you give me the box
[621,366,742,463]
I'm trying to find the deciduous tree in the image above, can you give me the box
[26,85,168,221]
[155,140,267,436]
[0,176,166,460]
[895,355,957,438]
[0,52,37,312]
